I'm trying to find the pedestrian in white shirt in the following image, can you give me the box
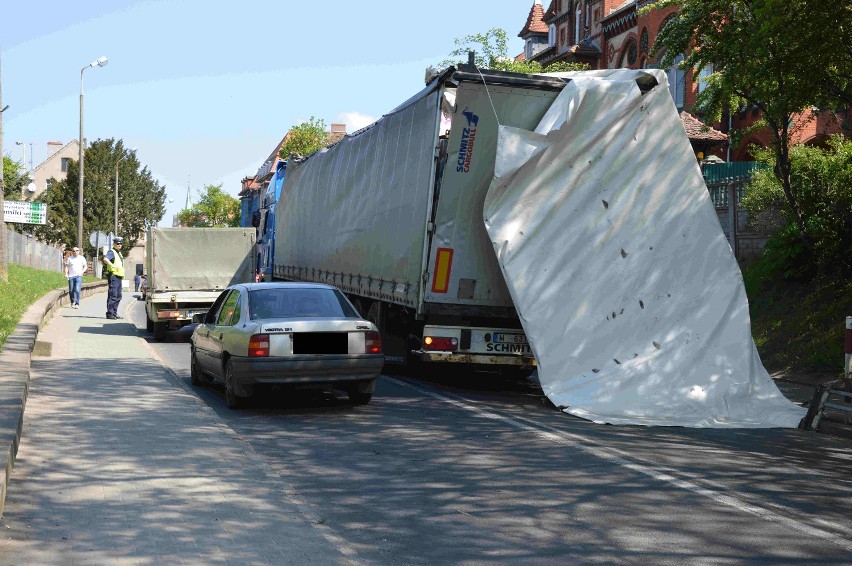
[65,247,88,308]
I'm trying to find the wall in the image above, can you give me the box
[5,229,64,272]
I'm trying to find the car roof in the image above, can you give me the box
[232,282,338,292]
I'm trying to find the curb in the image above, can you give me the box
[0,280,107,520]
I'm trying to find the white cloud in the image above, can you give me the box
[335,111,378,134]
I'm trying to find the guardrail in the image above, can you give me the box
[799,316,852,431]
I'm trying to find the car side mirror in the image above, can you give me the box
[193,313,207,324]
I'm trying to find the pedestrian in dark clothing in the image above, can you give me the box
[102,237,125,319]
[134,272,142,292]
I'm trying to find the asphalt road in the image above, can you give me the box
[130,298,852,565]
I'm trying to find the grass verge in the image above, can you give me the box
[0,265,98,350]
[745,262,852,375]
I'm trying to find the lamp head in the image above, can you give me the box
[91,56,108,68]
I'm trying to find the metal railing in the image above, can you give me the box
[798,317,852,431]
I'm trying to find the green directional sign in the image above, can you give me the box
[3,200,48,225]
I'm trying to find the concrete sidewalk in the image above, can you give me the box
[0,291,352,565]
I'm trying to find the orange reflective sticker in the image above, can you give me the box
[431,248,454,293]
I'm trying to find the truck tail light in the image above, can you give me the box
[157,310,181,319]
[423,335,458,352]
[365,331,382,354]
[248,334,270,357]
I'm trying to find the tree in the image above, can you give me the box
[32,138,166,253]
[177,184,240,227]
[742,136,852,277]
[443,28,588,74]
[2,156,30,199]
[643,0,852,270]
[279,117,329,159]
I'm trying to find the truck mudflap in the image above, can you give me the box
[482,68,805,429]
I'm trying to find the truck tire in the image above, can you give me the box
[366,302,384,334]
[146,316,153,333]
[153,321,167,341]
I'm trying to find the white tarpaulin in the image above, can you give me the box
[483,69,805,428]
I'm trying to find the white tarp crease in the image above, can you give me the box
[483,69,805,428]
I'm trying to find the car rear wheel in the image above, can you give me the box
[347,379,375,405]
[153,321,167,341]
[190,347,204,386]
[224,360,251,409]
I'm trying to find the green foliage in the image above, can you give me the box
[0,264,68,348]
[644,0,852,264]
[279,117,329,159]
[742,136,852,276]
[31,139,166,254]
[178,184,240,227]
[443,28,588,74]
[744,263,851,374]
[2,156,31,199]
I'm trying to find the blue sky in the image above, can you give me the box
[1,0,533,224]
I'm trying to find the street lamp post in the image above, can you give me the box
[15,141,27,170]
[114,148,136,235]
[77,55,108,250]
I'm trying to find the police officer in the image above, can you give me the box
[102,236,125,319]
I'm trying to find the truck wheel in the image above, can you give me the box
[146,317,153,332]
[366,302,384,333]
[153,321,167,341]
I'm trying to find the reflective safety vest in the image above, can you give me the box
[107,248,125,278]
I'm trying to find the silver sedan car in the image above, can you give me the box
[190,282,384,408]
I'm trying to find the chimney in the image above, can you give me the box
[330,123,346,134]
[47,141,63,158]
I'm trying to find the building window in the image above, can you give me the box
[640,28,649,55]
[668,54,686,109]
[560,28,566,45]
[549,24,556,47]
[621,39,638,67]
[575,7,581,43]
[698,64,714,94]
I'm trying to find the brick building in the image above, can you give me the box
[519,0,848,161]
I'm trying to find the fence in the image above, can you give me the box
[702,162,768,262]
[5,228,64,273]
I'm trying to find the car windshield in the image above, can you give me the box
[249,288,358,320]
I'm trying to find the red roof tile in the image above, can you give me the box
[680,111,728,141]
[519,1,548,36]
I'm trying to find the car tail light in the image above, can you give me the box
[157,310,181,319]
[423,335,458,351]
[365,331,382,354]
[248,334,270,357]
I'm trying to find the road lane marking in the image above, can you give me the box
[390,377,852,552]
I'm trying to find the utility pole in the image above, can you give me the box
[185,175,191,210]
[0,51,8,283]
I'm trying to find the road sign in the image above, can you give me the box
[89,231,112,248]
[3,200,47,224]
